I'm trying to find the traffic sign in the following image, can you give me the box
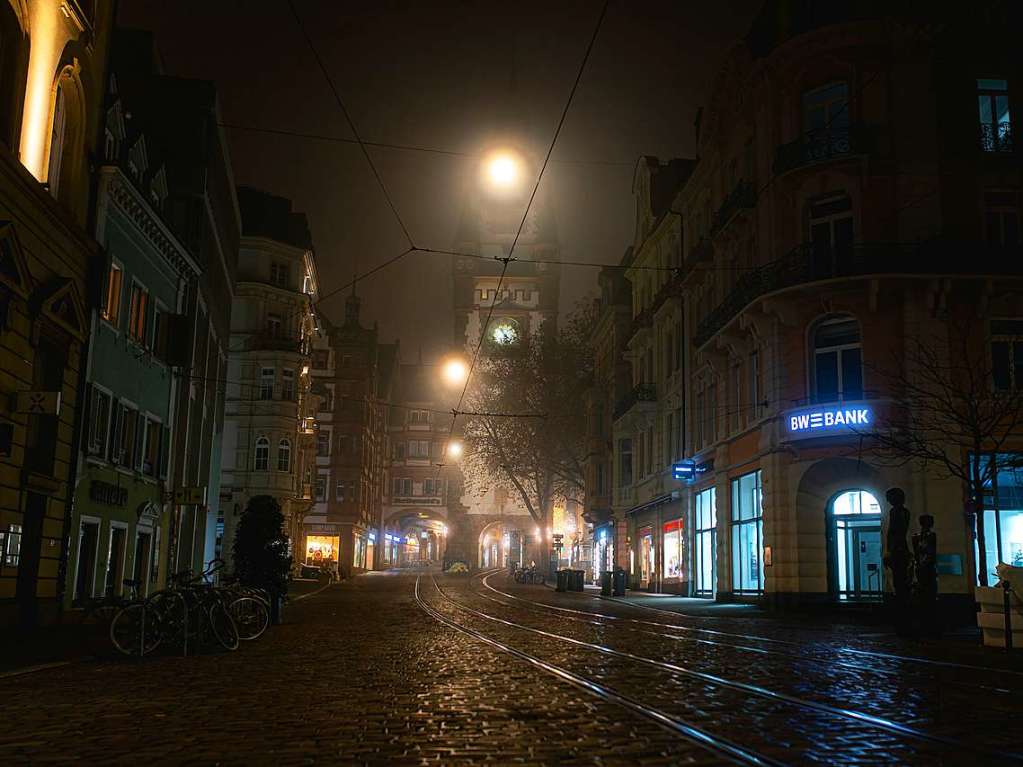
[173,486,208,505]
[15,391,61,416]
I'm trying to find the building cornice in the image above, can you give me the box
[100,167,200,278]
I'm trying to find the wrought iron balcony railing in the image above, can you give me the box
[245,332,306,354]
[980,121,1014,153]
[773,124,872,176]
[613,382,657,420]
[693,241,1023,349]
[712,181,757,234]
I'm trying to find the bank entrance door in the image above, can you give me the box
[831,490,883,601]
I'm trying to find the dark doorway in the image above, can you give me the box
[15,492,46,627]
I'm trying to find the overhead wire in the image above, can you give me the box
[437,0,611,476]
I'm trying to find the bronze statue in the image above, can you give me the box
[913,513,939,636]
[884,487,912,623]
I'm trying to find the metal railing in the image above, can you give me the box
[773,124,872,175]
[693,240,1023,349]
[980,121,1014,153]
[245,332,306,354]
[712,181,757,234]
[613,383,657,420]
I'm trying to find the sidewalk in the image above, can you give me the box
[0,578,339,677]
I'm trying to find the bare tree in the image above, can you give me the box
[460,306,593,571]
[858,322,1023,587]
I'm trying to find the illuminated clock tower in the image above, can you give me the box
[447,147,562,567]
[451,148,561,355]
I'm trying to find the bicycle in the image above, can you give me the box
[110,562,240,656]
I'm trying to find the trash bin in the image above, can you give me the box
[556,569,569,592]
[600,570,612,596]
[571,570,585,592]
[612,568,627,597]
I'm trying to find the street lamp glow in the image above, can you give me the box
[485,153,519,188]
[447,440,464,459]
[442,357,468,386]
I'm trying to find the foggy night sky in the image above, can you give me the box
[119,1,760,360]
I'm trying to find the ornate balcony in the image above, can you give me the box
[980,121,1014,153]
[712,181,757,234]
[693,241,1023,349]
[245,332,306,354]
[773,124,872,176]
[613,383,657,420]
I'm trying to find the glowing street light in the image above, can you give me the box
[446,440,464,459]
[486,153,519,188]
[442,357,468,387]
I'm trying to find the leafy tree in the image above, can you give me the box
[233,494,292,594]
[460,304,594,571]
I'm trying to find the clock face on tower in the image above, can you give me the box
[490,320,519,346]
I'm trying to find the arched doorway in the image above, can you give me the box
[478,521,528,569]
[829,489,883,601]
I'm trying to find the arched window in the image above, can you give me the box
[45,67,85,209]
[811,316,863,403]
[277,438,291,472]
[254,437,269,471]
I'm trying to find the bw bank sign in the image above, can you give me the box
[785,405,872,438]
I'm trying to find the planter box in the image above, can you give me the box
[976,586,1023,649]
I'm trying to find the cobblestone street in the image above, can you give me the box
[2,570,1021,765]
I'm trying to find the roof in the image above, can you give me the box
[237,186,314,251]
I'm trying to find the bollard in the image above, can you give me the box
[1004,580,1014,651]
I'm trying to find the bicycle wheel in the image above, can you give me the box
[207,600,240,651]
[109,603,162,657]
[229,596,269,641]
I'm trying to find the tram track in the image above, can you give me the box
[429,573,1023,763]
[413,575,781,767]
[481,571,1023,682]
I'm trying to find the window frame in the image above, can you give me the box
[254,436,270,471]
[809,315,864,404]
[730,469,764,596]
[277,438,292,473]
[101,260,124,328]
[126,279,150,346]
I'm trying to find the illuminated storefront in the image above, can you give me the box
[637,527,654,588]
[592,522,614,581]
[305,534,339,569]
[662,518,685,582]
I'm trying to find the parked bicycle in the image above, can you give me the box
[109,560,243,657]
[513,567,546,585]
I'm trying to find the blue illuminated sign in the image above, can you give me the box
[672,460,696,480]
[786,405,872,436]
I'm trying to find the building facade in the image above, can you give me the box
[0,0,113,627]
[381,360,454,568]
[68,62,200,607]
[660,2,1023,608]
[304,297,396,576]
[221,188,317,569]
[610,158,692,591]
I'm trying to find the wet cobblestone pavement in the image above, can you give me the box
[1,569,1021,765]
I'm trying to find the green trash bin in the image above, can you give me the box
[612,568,627,597]
[571,570,585,592]
[556,569,569,592]
[600,570,612,596]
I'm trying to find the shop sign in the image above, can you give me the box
[785,405,873,438]
[393,496,441,505]
[672,459,711,484]
[307,523,340,534]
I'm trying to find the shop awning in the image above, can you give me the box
[625,492,674,516]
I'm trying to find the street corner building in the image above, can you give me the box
[585,2,1023,613]
[220,187,319,573]
[0,1,113,627]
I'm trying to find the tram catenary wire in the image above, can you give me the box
[428,574,1022,761]
[414,575,782,767]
